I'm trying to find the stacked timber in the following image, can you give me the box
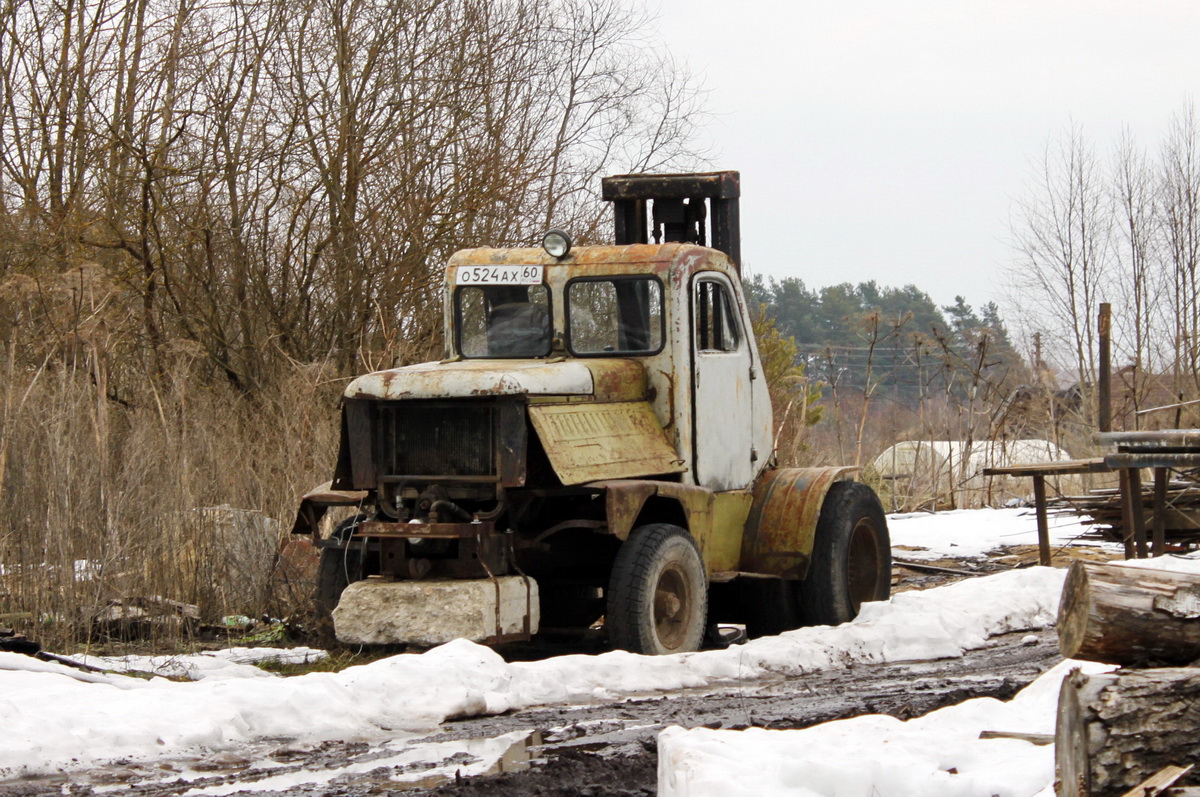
[1056,478,1200,547]
[1055,561,1200,796]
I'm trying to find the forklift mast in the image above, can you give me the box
[601,171,741,273]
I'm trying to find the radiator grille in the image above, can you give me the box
[375,403,494,477]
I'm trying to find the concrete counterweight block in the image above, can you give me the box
[332,576,540,646]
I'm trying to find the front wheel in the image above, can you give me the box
[606,524,707,655]
[313,515,368,644]
[799,482,891,626]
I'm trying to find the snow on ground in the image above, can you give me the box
[887,506,1119,560]
[658,552,1200,797]
[658,659,1115,797]
[0,507,1180,788]
[67,646,328,681]
[2,543,1063,777]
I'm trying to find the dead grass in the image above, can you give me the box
[0,355,344,649]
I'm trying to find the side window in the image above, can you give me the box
[694,279,740,353]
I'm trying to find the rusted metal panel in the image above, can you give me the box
[346,359,595,401]
[447,243,711,271]
[530,402,686,485]
[707,491,754,572]
[595,480,658,539]
[600,172,740,201]
[592,479,712,539]
[740,467,857,579]
[360,520,495,539]
[589,479,746,573]
[582,359,646,402]
[289,481,369,536]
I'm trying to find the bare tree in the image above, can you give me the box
[1010,124,1110,410]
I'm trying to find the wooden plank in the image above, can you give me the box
[978,730,1053,745]
[1108,452,1200,469]
[894,559,987,577]
[1120,764,1193,797]
[983,457,1111,477]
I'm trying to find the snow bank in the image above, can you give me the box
[656,555,1200,797]
[658,659,1115,797]
[0,566,1065,778]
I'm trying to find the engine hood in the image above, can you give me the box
[344,358,646,402]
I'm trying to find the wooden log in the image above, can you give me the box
[1056,667,1200,797]
[1058,560,1200,666]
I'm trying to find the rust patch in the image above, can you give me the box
[585,359,647,402]
[596,481,659,540]
[360,520,496,539]
[529,401,686,485]
[740,467,857,578]
[589,479,713,544]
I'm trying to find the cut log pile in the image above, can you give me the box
[1057,479,1200,547]
[1055,561,1200,796]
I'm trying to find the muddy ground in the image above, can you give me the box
[0,554,1069,797]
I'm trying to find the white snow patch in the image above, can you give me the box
[888,507,1117,560]
[68,646,327,681]
[658,659,1116,797]
[0,564,1065,778]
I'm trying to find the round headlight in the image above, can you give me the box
[542,229,572,258]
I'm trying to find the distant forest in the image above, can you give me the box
[744,274,1027,403]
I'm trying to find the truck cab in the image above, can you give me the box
[294,172,891,655]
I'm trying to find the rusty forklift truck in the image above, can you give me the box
[291,171,891,655]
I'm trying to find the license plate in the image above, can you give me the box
[455,265,543,285]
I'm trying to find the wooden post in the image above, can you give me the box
[1098,303,1112,432]
[1118,469,1136,559]
[1152,467,1168,557]
[1033,473,1051,566]
[1129,467,1148,558]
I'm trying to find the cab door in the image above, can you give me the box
[691,274,755,490]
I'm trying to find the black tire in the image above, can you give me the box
[313,515,367,644]
[798,482,891,626]
[740,577,802,638]
[607,523,707,654]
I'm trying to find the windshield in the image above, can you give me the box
[567,277,663,355]
[456,284,552,358]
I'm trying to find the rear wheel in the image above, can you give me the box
[607,524,707,654]
[799,482,891,626]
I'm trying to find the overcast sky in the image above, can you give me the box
[650,0,1200,312]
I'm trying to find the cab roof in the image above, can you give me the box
[446,243,738,280]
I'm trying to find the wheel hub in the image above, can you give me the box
[653,563,690,649]
[847,517,882,611]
